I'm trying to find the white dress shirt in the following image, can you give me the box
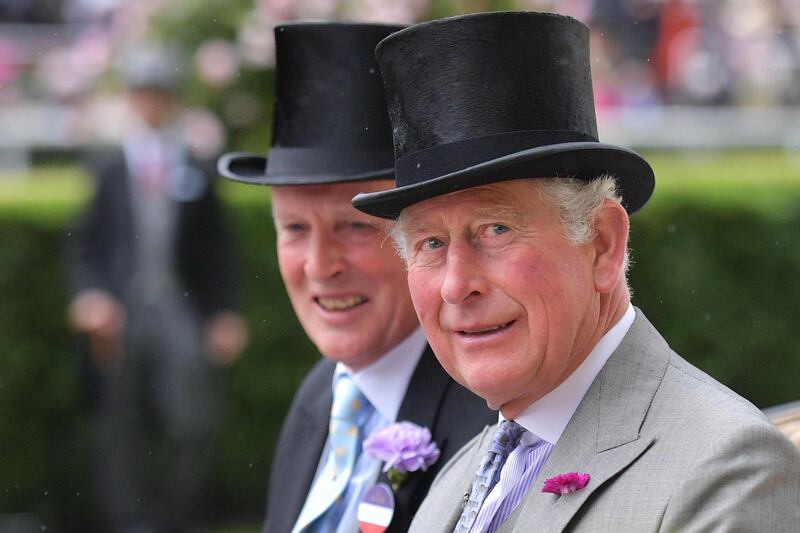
[473,305,636,532]
[512,304,636,443]
[305,326,428,533]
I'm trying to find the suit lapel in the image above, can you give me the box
[394,345,450,427]
[113,153,135,247]
[377,345,449,483]
[502,310,670,532]
[378,345,453,532]
[377,344,452,485]
[283,365,334,529]
[410,425,498,533]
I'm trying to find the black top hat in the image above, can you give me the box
[352,11,655,219]
[218,22,404,185]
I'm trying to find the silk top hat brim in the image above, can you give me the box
[352,140,655,219]
[351,11,655,219]
[217,22,402,186]
[217,149,394,185]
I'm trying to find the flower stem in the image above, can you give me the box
[388,468,408,491]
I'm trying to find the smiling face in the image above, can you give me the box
[398,179,629,416]
[271,180,419,370]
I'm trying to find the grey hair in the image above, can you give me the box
[391,174,630,274]
[537,174,631,274]
[536,175,620,244]
[388,221,409,263]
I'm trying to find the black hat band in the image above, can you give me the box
[266,147,395,177]
[395,129,597,186]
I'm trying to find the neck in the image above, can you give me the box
[500,285,630,420]
[570,284,630,377]
[598,284,630,336]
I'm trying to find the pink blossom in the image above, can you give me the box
[181,109,226,158]
[348,0,430,24]
[195,40,238,88]
[72,27,113,79]
[541,472,590,495]
[257,0,295,22]
[296,0,339,19]
[0,38,23,84]
[238,16,276,67]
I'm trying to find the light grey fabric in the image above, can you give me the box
[410,309,800,532]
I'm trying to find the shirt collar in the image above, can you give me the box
[511,304,635,445]
[334,327,427,422]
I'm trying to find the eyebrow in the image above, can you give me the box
[398,216,438,236]
[472,204,528,223]
[398,202,529,239]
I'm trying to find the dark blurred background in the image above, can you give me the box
[2,0,799,531]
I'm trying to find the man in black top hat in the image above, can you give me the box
[218,22,494,533]
[352,11,800,532]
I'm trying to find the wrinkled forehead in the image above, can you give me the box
[272,179,395,218]
[396,179,542,236]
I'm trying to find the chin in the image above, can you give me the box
[319,340,371,366]
[463,373,514,408]
[310,334,347,360]
[485,398,504,411]
[458,375,494,402]
[317,343,355,362]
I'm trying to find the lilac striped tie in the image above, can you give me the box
[454,420,525,533]
[475,432,554,533]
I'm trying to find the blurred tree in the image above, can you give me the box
[145,0,535,152]
[150,0,275,152]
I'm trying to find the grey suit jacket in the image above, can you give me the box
[410,309,800,532]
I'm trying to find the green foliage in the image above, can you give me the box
[0,221,91,527]
[629,204,800,407]
[151,0,275,152]
[628,150,800,407]
[1,152,799,527]
[0,182,317,528]
[209,197,319,516]
[0,166,90,223]
[645,149,800,215]
[146,0,545,154]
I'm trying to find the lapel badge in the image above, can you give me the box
[358,482,395,533]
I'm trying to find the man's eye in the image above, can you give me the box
[340,221,376,238]
[488,224,510,236]
[349,222,371,232]
[285,223,305,233]
[424,237,444,250]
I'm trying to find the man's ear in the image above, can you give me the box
[591,199,629,294]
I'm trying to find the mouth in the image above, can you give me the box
[457,320,516,336]
[315,295,369,311]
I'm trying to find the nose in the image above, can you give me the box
[304,231,345,281]
[440,241,486,305]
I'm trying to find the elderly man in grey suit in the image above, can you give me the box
[352,11,800,533]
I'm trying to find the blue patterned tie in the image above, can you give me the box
[454,420,525,533]
[292,374,370,532]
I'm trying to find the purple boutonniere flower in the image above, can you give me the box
[364,421,440,490]
[541,472,590,495]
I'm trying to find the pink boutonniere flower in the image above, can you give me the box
[364,421,440,490]
[541,472,590,495]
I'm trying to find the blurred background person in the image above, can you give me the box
[66,41,248,533]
